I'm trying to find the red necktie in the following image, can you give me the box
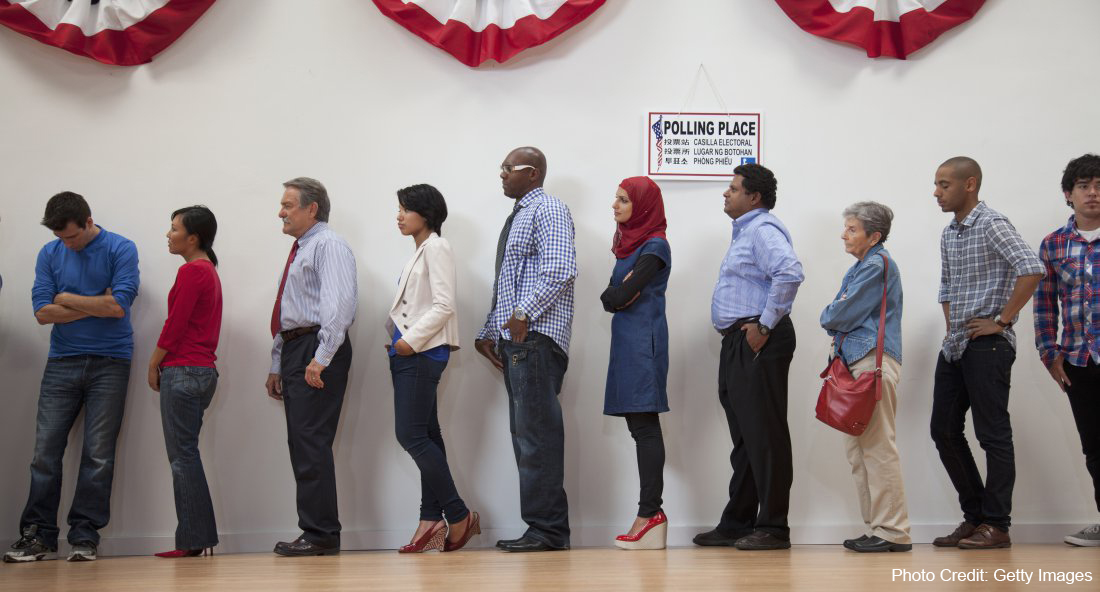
[270,241,299,337]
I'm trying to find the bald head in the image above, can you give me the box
[939,156,982,191]
[509,146,547,185]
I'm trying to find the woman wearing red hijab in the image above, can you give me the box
[600,176,672,550]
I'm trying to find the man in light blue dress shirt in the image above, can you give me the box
[265,177,358,557]
[695,163,804,551]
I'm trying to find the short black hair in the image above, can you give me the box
[397,184,448,235]
[733,163,778,209]
[1061,154,1100,194]
[41,191,91,231]
[172,205,219,266]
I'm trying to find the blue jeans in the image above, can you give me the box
[499,332,570,548]
[390,355,468,523]
[160,366,219,549]
[931,335,1016,531]
[19,355,131,548]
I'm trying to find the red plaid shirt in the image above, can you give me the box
[1033,216,1100,368]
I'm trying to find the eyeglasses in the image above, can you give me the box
[501,164,537,174]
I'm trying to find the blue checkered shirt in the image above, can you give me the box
[478,187,578,353]
[939,201,1044,361]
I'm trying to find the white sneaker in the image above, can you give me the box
[3,526,56,563]
[1064,524,1100,547]
[66,542,97,562]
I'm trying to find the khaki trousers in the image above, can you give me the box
[844,353,911,543]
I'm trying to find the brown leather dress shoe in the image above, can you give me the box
[932,521,977,547]
[273,537,340,556]
[958,524,1011,549]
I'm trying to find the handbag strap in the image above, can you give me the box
[872,253,889,401]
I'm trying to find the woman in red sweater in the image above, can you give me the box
[147,206,222,558]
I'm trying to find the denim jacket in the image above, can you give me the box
[819,244,903,365]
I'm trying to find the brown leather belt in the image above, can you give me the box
[719,316,760,336]
[280,325,320,343]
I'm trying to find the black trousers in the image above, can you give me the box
[930,335,1015,531]
[281,332,352,547]
[716,316,795,539]
[624,413,664,518]
[1063,359,1100,512]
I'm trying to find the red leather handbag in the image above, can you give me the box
[815,254,889,436]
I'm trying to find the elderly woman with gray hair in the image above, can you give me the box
[819,201,911,553]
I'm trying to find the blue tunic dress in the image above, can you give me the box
[604,237,671,416]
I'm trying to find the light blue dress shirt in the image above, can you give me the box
[711,208,804,332]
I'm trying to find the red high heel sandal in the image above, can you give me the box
[443,511,481,552]
[155,548,213,558]
[614,511,667,550]
[398,521,446,553]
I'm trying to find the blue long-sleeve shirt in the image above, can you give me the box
[711,208,804,331]
[32,226,140,359]
[819,244,903,365]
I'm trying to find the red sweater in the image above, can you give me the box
[158,260,222,368]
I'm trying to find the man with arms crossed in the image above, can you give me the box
[5,192,139,563]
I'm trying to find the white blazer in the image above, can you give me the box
[385,233,460,352]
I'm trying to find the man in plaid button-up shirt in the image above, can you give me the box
[930,157,1044,550]
[476,146,577,552]
[1033,153,1100,547]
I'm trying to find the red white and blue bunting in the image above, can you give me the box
[0,0,215,65]
[373,0,605,67]
[774,0,986,59]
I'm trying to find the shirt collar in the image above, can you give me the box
[296,221,327,246]
[950,201,987,230]
[517,187,547,209]
[732,207,766,227]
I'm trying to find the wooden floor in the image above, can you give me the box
[1,545,1096,591]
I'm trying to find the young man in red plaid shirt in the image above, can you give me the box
[1033,153,1100,547]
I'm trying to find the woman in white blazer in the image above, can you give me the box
[386,184,479,553]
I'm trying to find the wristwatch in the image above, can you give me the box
[994,314,1012,329]
[757,323,771,336]
[513,308,527,322]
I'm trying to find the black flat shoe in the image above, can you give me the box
[849,536,911,553]
[843,534,870,550]
[692,528,751,547]
[734,531,791,551]
[497,536,568,553]
[274,537,340,557]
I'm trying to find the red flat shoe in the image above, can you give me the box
[614,511,667,550]
[154,548,211,558]
[398,521,446,553]
[443,511,481,552]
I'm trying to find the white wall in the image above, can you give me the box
[0,0,1097,553]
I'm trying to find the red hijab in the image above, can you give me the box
[612,176,667,259]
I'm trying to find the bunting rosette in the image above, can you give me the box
[0,0,215,66]
[774,0,985,59]
[373,0,605,67]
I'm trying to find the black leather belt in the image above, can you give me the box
[280,325,320,342]
[719,316,760,336]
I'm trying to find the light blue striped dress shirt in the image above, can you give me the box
[477,187,578,354]
[270,221,358,374]
[711,208,804,332]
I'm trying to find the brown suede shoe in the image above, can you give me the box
[958,524,1011,549]
[932,521,977,547]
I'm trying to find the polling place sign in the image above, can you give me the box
[647,112,762,180]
